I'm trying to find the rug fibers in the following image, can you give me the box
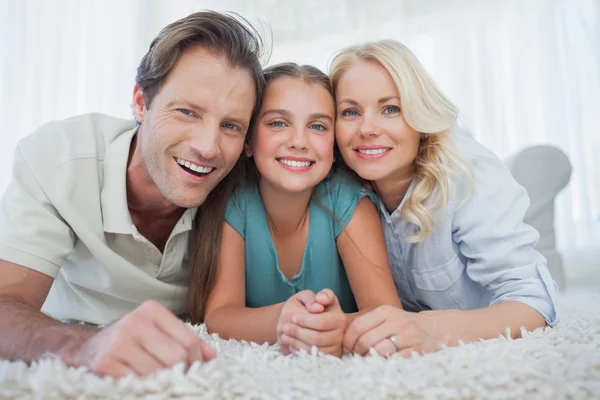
[0,290,599,399]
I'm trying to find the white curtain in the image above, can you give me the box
[1,0,598,254]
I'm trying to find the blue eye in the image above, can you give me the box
[268,120,287,128]
[222,122,239,131]
[310,123,326,131]
[177,108,195,117]
[341,109,359,117]
[383,106,400,114]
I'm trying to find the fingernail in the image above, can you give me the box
[291,315,297,324]
[283,324,290,334]
[343,347,350,354]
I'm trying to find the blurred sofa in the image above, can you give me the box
[505,145,572,290]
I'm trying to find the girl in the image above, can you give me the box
[193,63,401,357]
[289,40,558,357]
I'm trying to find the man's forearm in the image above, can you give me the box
[204,303,284,345]
[423,300,547,346]
[0,296,97,364]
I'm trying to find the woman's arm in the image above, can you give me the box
[344,300,546,356]
[203,222,283,344]
[337,197,403,321]
[344,140,557,357]
[423,300,546,344]
[451,137,558,328]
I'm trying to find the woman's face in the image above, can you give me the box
[248,77,335,195]
[335,60,421,184]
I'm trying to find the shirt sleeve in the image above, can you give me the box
[0,146,75,278]
[451,140,559,325]
[224,188,247,238]
[326,172,378,238]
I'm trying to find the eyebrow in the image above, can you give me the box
[260,109,333,122]
[338,96,400,105]
[309,113,334,123]
[260,109,292,119]
[165,100,208,114]
[166,100,249,129]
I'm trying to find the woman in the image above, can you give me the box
[288,40,558,357]
[195,63,401,357]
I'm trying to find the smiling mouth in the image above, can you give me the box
[355,148,391,155]
[175,157,215,177]
[277,158,315,168]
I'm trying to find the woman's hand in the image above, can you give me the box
[343,305,449,357]
[279,289,347,357]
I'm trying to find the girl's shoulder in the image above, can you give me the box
[315,170,376,205]
[228,182,261,210]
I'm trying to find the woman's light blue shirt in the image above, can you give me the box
[225,173,376,313]
[380,133,558,325]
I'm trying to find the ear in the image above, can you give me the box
[132,84,147,124]
[244,141,253,158]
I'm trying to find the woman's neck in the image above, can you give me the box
[259,179,312,236]
[374,165,416,214]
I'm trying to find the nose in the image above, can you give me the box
[359,112,381,138]
[288,126,308,150]
[189,122,220,160]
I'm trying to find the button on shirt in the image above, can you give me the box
[380,133,558,325]
[0,113,197,325]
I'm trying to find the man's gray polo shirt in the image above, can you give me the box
[0,113,197,324]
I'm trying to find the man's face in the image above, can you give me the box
[132,47,256,209]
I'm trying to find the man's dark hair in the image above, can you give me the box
[136,10,266,116]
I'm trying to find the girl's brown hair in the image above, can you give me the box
[180,11,266,324]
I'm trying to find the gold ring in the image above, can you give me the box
[389,336,401,351]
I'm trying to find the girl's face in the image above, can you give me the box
[248,77,335,195]
[334,60,421,185]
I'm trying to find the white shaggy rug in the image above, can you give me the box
[1,290,599,399]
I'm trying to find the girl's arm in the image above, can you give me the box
[204,222,322,345]
[337,197,402,322]
[203,222,283,344]
[280,198,402,356]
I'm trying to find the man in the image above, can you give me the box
[0,11,265,378]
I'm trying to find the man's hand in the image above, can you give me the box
[279,289,347,357]
[63,300,215,378]
[343,305,448,357]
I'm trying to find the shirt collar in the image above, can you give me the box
[101,125,138,234]
[101,126,200,235]
[378,177,417,221]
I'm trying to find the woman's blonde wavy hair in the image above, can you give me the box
[329,39,473,243]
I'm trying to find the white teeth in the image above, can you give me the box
[176,157,213,174]
[357,148,389,155]
[278,159,312,168]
